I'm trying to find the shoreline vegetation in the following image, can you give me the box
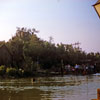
[0,27,100,78]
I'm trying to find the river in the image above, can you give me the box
[0,75,100,100]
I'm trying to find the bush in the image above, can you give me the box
[6,67,17,76]
[0,65,6,76]
[18,68,24,77]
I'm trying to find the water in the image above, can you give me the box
[0,75,100,100]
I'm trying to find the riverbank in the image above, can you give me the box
[0,70,98,79]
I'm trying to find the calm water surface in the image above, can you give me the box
[0,75,100,100]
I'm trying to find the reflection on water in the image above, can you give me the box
[0,75,100,100]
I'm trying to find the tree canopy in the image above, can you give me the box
[0,27,100,76]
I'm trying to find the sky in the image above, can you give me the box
[0,0,100,53]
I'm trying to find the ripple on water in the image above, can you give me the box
[0,75,99,100]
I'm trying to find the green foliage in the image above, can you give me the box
[0,27,100,77]
[0,65,6,76]
[6,67,17,76]
[18,68,24,77]
[0,41,5,46]
[23,56,34,72]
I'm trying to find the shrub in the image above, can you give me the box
[0,65,6,76]
[18,68,24,77]
[6,67,17,76]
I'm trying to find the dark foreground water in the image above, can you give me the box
[0,75,100,100]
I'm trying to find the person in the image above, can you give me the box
[65,64,71,74]
[90,65,94,73]
[31,78,36,83]
[33,78,35,82]
[75,64,79,69]
[85,65,89,74]
[75,64,79,74]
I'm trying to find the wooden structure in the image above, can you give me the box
[92,89,100,100]
[0,44,12,66]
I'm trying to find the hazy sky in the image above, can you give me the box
[0,0,100,53]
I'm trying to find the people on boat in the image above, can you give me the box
[64,64,96,75]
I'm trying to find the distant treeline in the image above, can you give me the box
[0,27,100,77]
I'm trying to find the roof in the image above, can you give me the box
[0,44,12,56]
